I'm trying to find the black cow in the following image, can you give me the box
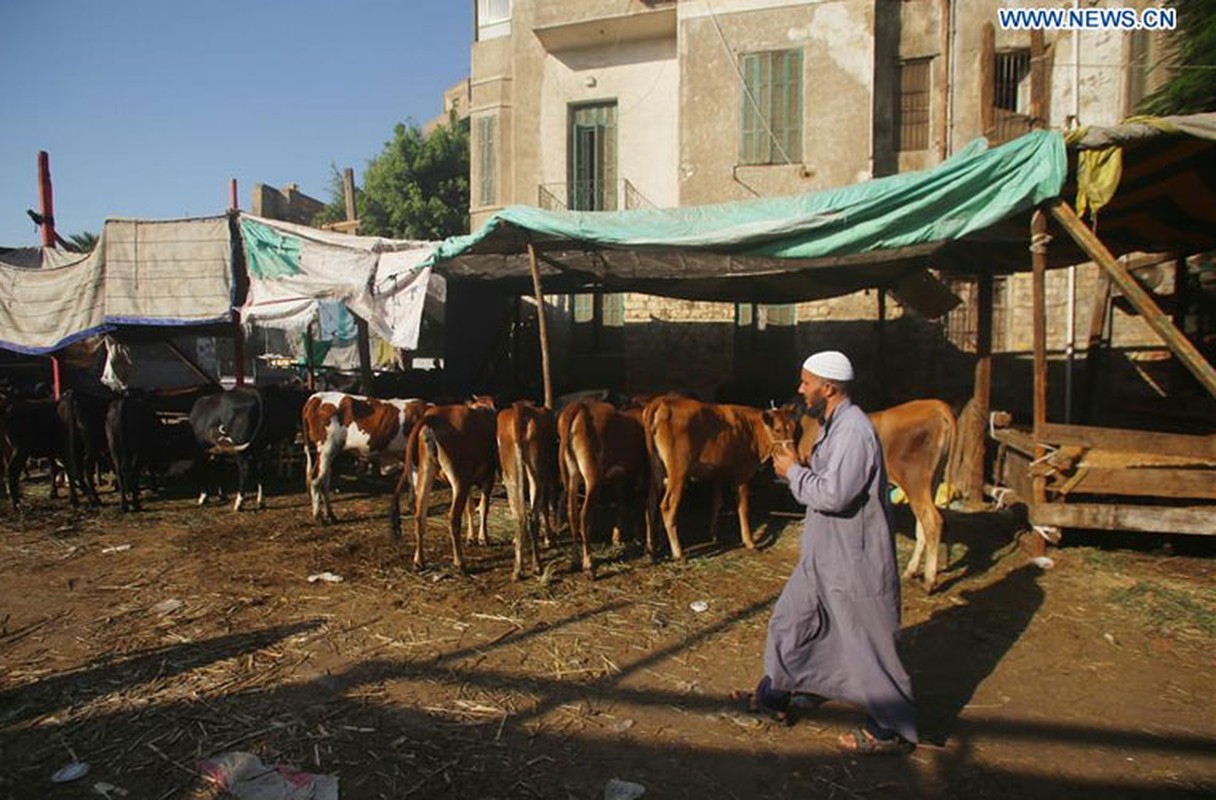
[105,395,160,512]
[57,389,113,508]
[3,395,66,509]
[188,385,306,511]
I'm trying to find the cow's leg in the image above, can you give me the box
[564,471,583,562]
[411,450,438,570]
[914,499,943,593]
[308,440,333,520]
[659,471,688,561]
[129,455,143,512]
[524,480,542,577]
[232,456,250,512]
[735,481,756,549]
[447,482,470,573]
[707,481,724,543]
[611,483,626,547]
[577,478,599,575]
[7,450,27,509]
[903,515,926,582]
[475,485,489,545]
[644,469,661,558]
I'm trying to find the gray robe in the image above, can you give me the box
[763,399,917,742]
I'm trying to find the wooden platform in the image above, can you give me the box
[991,422,1216,536]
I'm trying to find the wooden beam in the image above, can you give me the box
[1050,467,1216,500]
[342,167,375,397]
[1030,503,1216,535]
[527,242,554,410]
[1048,200,1216,397]
[1036,421,1215,461]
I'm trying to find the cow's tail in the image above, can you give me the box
[937,401,960,508]
[390,413,426,540]
[644,398,669,486]
[301,398,316,497]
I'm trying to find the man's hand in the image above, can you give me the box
[772,441,798,479]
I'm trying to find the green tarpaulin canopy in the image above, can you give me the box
[429,117,1216,311]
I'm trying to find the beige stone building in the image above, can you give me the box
[467,0,1177,412]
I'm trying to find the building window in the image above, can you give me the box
[476,115,497,207]
[573,293,594,323]
[569,102,618,211]
[739,49,803,165]
[477,0,511,41]
[898,58,931,152]
[761,304,796,328]
[992,48,1033,144]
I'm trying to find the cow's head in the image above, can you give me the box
[761,403,801,460]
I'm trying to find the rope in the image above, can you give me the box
[1029,231,1053,254]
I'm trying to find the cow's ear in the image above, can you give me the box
[762,409,774,427]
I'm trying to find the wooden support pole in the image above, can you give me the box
[37,151,62,399]
[1080,269,1111,423]
[875,288,887,409]
[1030,209,1049,555]
[526,242,554,409]
[968,271,994,503]
[230,178,246,387]
[1048,200,1216,397]
[342,167,375,396]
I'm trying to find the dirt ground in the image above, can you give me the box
[1,470,1213,800]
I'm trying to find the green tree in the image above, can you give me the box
[314,114,470,240]
[1139,0,1216,115]
[66,231,99,253]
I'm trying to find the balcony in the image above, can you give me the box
[538,179,655,212]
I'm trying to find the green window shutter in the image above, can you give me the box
[477,115,497,207]
[739,50,802,165]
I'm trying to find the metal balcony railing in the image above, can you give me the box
[537,179,655,212]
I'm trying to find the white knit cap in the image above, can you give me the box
[802,350,854,382]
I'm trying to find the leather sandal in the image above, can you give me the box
[838,726,915,755]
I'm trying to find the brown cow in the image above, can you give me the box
[797,398,956,592]
[302,392,428,523]
[558,399,651,576]
[496,401,560,580]
[389,399,498,573]
[645,396,797,561]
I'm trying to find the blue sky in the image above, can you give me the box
[0,1,472,246]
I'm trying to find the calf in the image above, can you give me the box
[497,401,560,580]
[189,385,306,511]
[645,396,796,561]
[389,400,498,573]
[559,399,651,575]
[301,392,427,523]
[797,398,957,592]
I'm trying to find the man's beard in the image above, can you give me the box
[804,395,826,419]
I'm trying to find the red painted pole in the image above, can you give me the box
[230,178,246,387]
[38,151,62,399]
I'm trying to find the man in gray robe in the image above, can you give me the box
[754,350,917,754]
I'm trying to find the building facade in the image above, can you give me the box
[467,0,1174,410]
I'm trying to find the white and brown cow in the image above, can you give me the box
[797,398,957,592]
[302,392,427,523]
